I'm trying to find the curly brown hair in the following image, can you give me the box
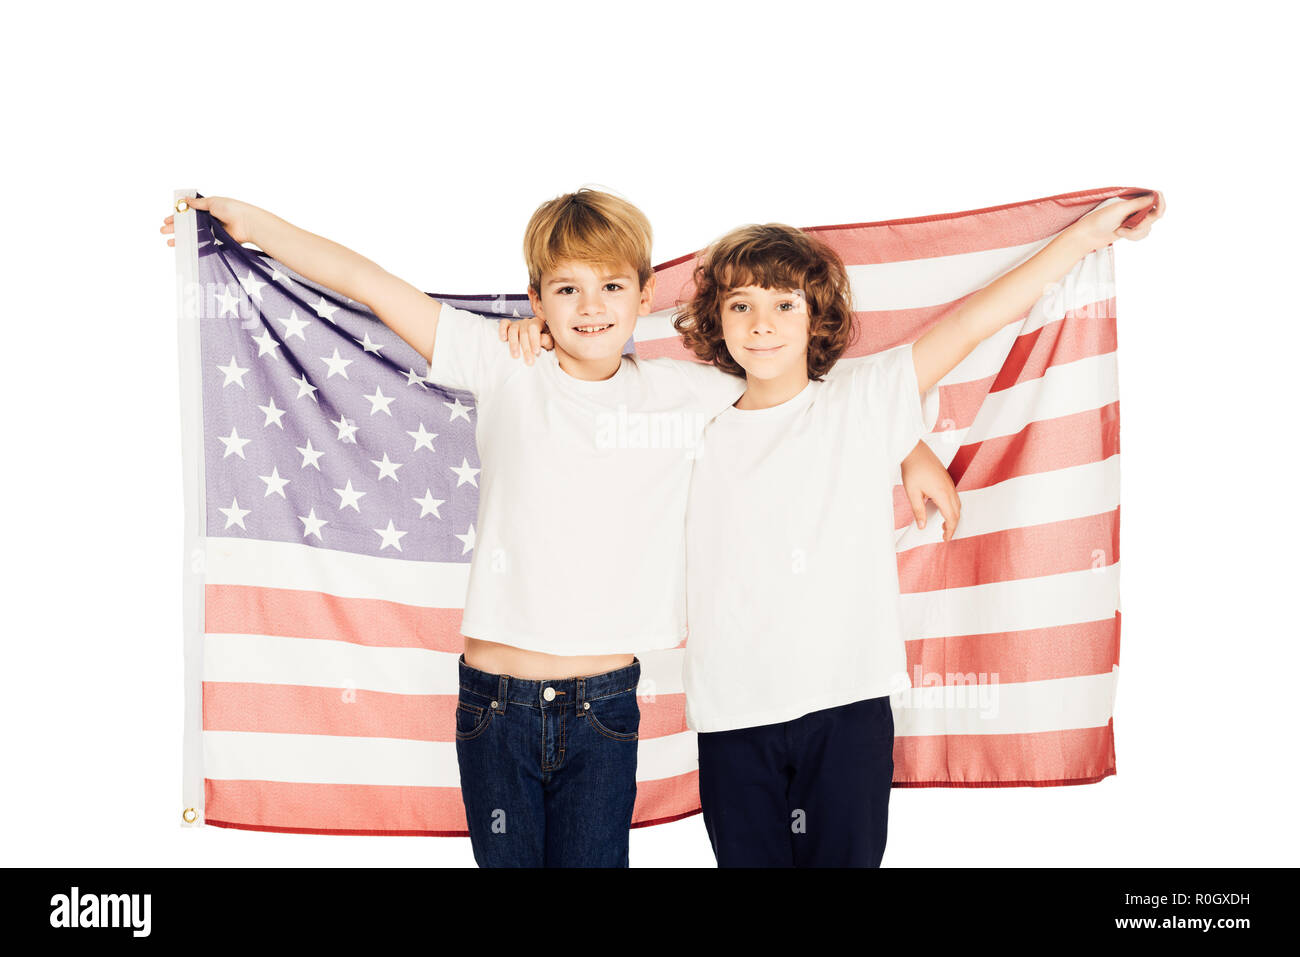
[673,223,857,379]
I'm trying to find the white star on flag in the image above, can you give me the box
[251,329,282,359]
[372,452,402,482]
[374,520,407,551]
[313,297,340,322]
[218,427,251,459]
[332,415,359,443]
[259,467,290,498]
[216,286,241,318]
[299,507,327,540]
[259,397,286,428]
[356,332,385,355]
[414,490,445,518]
[444,396,473,422]
[407,423,438,452]
[276,310,310,341]
[334,480,366,512]
[321,348,353,379]
[239,270,267,301]
[365,387,396,416]
[455,524,476,554]
[219,497,251,530]
[291,373,318,402]
[218,356,250,388]
[450,458,480,488]
[297,439,324,470]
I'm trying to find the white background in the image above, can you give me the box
[2,0,1296,868]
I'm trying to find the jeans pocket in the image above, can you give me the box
[583,690,640,741]
[455,698,494,741]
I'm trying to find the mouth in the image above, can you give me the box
[744,344,785,354]
[572,323,615,336]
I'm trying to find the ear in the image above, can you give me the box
[639,272,656,315]
[527,285,544,320]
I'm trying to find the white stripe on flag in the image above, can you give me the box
[898,455,1120,551]
[204,635,460,694]
[203,725,699,788]
[631,309,682,343]
[203,637,688,698]
[959,351,1118,446]
[901,563,1121,642]
[204,536,470,607]
[844,238,1055,312]
[895,667,1119,735]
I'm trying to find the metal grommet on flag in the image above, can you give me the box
[175,198,189,213]
[182,807,198,824]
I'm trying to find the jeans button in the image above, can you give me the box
[543,687,556,702]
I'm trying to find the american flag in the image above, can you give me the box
[174,186,1148,834]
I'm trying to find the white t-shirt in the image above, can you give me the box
[682,342,941,732]
[424,303,746,656]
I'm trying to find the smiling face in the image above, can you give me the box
[527,259,655,379]
[719,284,812,389]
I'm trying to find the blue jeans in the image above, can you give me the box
[454,655,641,867]
[696,694,895,867]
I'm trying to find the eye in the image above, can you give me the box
[728,302,749,313]
[604,282,623,292]
[557,286,576,295]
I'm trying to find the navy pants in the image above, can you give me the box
[697,694,895,867]
[454,656,641,868]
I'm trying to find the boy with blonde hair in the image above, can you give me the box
[164,188,746,866]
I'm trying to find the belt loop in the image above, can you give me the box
[577,675,586,712]
[496,674,508,713]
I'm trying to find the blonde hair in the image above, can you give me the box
[523,188,654,293]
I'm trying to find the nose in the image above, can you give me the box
[747,304,777,334]
[578,289,604,316]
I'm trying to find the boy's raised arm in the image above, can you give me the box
[910,192,1164,396]
[170,196,442,366]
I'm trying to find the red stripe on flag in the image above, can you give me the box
[202,682,689,741]
[904,617,1121,686]
[938,402,1120,495]
[206,583,464,652]
[632,771,702,828]
[893,722,1116,787]
[203,684,456,739]
[991,300,1116,392]
[898,510,1120,593]
[205,779,469,835]
[205,773,704,835]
